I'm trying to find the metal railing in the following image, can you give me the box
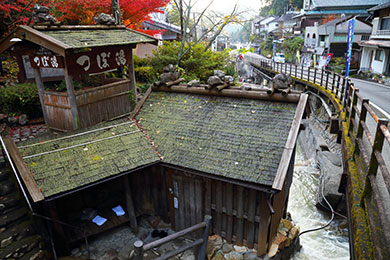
[134,215,212,260]
[246,53,390,259]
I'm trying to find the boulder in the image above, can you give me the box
[207,235,223,259]
[163,64,175,73]
[267,244,278,258]
[207,76,223,87]
[160,72,180,84]
[222,243,233,254]
[233,245,247,253]
[19,114,28,126]
[224,251,243,260]
[224,75,234,84]
[212,251,226,260]
[93,13,115,25]
[188,80,201,88]
[214,70,225,79]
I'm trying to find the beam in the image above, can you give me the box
[3,138,44,202]
[123,174,138,233]
[33,68,49,126]
[154,85,301,103]
[272,93,308,190]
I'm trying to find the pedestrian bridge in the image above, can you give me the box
[245,53,390,260]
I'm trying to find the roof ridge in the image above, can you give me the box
[132,118,164,160]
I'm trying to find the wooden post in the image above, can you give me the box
[33,68,49,126]
[313,67,317,84]
[198,215,212,260]
[307,67,311,81]
[325,70,329,89]
[301,65,304,79]
[64,65,80,130]
[134,240,144,260]
[336,75,340,96]
[353,98,368,156]
[320,69,324,86]
[289,63,292,75]
[123,174,138,233]
[295,65,297,77]
[47,201,70,255]
[128,48,137,103]
[361,119,388,204]
[348,88,359,132]
[331,71,335,92]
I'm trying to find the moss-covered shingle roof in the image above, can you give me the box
[136,92,297,186]
[43,28,156,49]
[17,91,298,199]
[18,119,160,198]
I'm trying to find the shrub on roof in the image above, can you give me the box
[135,41,233,83]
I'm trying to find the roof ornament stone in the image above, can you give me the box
[93,13,116,25]
[32,4,59,25]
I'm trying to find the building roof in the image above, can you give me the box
[43,28,156,49]
[311,0,385,8]
[136,91,298,187]
[0,25,157,56]
[11,88,306,201]
[359,39,390,48]
[17,119,160,198]
[294,9,370,18]
[275,13,298,23]
[368,1,390,11]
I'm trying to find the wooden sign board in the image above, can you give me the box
[30,55,64,69]
[22,55,64,80]
[66,45,132,75]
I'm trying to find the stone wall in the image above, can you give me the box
[0,160,50,260]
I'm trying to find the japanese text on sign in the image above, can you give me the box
[30,55,64,69]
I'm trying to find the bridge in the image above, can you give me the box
[245,53,390,260]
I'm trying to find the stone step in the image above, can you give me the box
[0,191,21,213]
[0,207,28,228]
[19,248,49,260]
[0,235,42,259]
[0,221,35,248]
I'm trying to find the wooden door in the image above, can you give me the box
[169,173,204,232]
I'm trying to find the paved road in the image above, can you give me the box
[350,78,390,118]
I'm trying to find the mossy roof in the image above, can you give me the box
[16,91,298,200]
[136,92,297,186]
[18,119,160,198]
[43,28,156,49]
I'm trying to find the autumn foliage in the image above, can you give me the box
[0,0,170,36]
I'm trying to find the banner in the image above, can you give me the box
[345,18,356,77]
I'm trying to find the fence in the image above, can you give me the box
[133,215,212,260]
[246,53,390,259]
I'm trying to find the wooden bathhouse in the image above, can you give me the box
[2,76,308,257]
[0,25,157,130]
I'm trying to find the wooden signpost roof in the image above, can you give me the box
[8,88,307,201]
[0,25,158,55]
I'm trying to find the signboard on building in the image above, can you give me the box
[30,55,64,69]
[65,46,131,75]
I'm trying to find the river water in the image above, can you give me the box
[288,144,350,260]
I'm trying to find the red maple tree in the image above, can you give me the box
[0,0,169,37]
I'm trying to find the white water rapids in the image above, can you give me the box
[288,144,350,260]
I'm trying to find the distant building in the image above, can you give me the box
[304,16,372,60]
[251,16,277,40]
[359,2,390,74]
[294,0,385,36]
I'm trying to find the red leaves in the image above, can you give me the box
[1,0,169,36]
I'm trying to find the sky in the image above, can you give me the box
[191,0,263,18]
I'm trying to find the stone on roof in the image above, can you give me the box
[136,92,297,186]
[18,119,160,198]
[43,28,156,49]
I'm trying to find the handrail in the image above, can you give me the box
[134,215,212,260]
[246,53,390,259]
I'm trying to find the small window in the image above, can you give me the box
[375,50,384,62]
[320,35,325,41]
[380,18,390,30]
[312,34,316,39]
[307,33,310,38]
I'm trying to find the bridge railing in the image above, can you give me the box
[246,53,390,258]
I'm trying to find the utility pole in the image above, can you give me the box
[112,0,120,25]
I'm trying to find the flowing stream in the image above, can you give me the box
[288,144,350,260]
